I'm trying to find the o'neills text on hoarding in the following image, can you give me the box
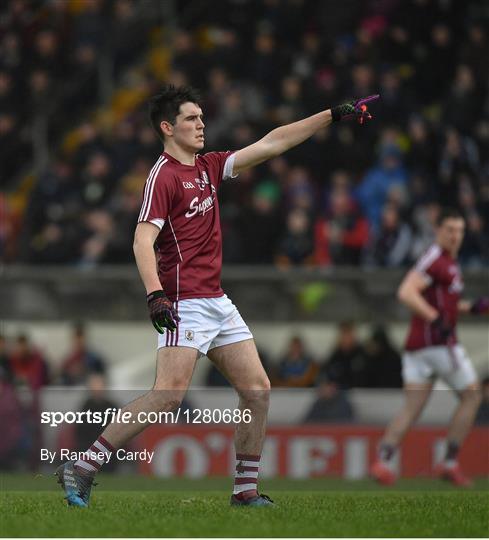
[138,425,489,479]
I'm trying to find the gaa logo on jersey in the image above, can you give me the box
[185,330,194,341]
[195,172,209,191]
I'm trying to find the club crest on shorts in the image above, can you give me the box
[185,330,194,341]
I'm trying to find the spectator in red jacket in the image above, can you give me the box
[8,334,49,391]
[314,188,369,266]
[8,333,48,470]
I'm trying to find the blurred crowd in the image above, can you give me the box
[2,0,489,268]
[206,321,404,392]
[1,320,403,392]
[0,324,110,470]
[2,321,488,469]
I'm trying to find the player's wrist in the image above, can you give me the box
[146,289,168,303]
[331,103,351,123]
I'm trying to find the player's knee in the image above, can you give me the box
[402,402,424,423]
[257,375,271,392]
[248,375,271,395]
[158,396,182,412]
[237,376,270,407]
[460,385,482,407]
[149,386,185,411]
[153,376,189,392]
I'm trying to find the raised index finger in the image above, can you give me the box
[357,94,380,106]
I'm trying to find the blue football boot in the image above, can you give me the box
[230,493,274,507]
[55,461,97,507]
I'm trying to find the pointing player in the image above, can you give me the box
[371,208,487,487]
[56,85,379,507]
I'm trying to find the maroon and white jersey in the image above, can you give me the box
[405,244,464,351]
[137,150,236,301]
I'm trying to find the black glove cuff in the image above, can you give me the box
[331,107,342,123]
[147,290,167,303]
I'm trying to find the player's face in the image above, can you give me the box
[436,217,465,256]
[170,102,205,152]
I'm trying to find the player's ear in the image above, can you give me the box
[160,120,173,138]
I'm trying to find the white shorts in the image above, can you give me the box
[402,345,477,391]
[157,294,253,355]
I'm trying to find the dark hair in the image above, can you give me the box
[148,84,201,142]
[436,207,464,226]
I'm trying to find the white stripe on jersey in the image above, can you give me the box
[142,157,168,221]
[138,156,168,222]
[168,216,183,262]
[138,155,164,222]
[415,244,442,273]
[176,263,180,301]
[142,158,167,221]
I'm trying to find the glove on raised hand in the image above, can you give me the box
[331,94,380,124]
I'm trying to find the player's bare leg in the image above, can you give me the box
[56,346,198,506]
[207,339,273,506]
[436,382,482,486]
[101,346,199,448]
[208,339,270,454]
[371,383,433,485]
[382,382,434,446]
[446,383,482,447]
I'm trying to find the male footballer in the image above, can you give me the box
[56,84,379,507]
[371,208,487,486]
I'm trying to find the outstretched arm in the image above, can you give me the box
[233,110,332,174]
[460,297,489,315]
[232,95,379,175]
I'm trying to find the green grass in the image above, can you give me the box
[1,476,488,537]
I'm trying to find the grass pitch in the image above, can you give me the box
[1,475,488,537]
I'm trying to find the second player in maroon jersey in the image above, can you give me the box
[405,243,464,350]
[371,208,488,487]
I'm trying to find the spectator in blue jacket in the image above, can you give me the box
[355,143,408,230]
